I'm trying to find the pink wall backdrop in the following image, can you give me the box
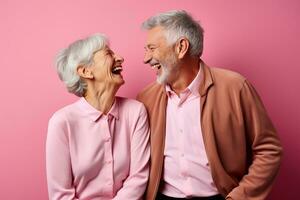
[0,0,299,199]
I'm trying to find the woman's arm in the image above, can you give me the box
[113,104,150,200]
[46,113,78,200]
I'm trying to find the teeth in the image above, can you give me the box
[151,64,161,69]
[112,66,122,72]
[112,66,123,74]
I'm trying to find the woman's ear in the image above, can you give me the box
[175,37,190,59]
[77,65,93,79]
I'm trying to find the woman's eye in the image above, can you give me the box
[107,50,115,56]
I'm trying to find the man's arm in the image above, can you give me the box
[226,80,282,200]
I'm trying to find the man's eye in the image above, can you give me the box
[148,47,156,51]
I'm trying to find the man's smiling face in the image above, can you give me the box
[143,26,179,84]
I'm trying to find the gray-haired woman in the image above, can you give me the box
[46,34,150,200]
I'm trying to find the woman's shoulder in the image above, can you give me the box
[116,96,147,115]
[116,96,144,107]
[49,100,81,125]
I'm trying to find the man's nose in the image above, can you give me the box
[143,51,152,64]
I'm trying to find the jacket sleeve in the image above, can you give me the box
[226,80,282,200]
[46,114,78,200]
[113,104,150,200]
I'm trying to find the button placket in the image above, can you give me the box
[177,103,186,181]
[104,118,114,193]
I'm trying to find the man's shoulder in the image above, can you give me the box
[137,82,164,102]
[209,67,247,89]
[210,67,246,82]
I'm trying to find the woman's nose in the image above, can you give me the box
[114,54,124,63]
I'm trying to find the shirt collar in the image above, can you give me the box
[165,62,202,97]
[187,63,202,96]
[78,97,119,122]
[165,84,175,97]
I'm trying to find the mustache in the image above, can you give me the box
[148,59,159,65]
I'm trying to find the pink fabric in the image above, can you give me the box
[160,66,218,198]
[46,97,150,200]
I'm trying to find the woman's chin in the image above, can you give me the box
[114,77,125,87]
[113,74,125,84]
[117,79,125,86]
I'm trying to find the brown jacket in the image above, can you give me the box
[137,61,282,200]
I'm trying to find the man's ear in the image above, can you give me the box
[77,65,93,79]
[175,37,190,59]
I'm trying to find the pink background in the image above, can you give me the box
[0,0,299,199]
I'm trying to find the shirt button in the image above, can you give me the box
[108,182,113,186]
[181,153,184,157]
[107,160,112,164]
[105,138,111,142]
[179,129,183,133]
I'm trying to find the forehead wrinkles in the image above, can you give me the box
[92,50,110,66]
[147,27,167,43]
[93,45,111,55]
[94,46,113,58]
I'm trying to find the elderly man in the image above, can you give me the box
[137,10,282,200]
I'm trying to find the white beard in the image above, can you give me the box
[156,64,170,84]
[156,53,178,84]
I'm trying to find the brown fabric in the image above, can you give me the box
[137,61,282,200]
[156,193,224,200]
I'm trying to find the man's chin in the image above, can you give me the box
[156,75,167,85]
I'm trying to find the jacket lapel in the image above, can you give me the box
[149,86,168,198]
[199,61,214,111]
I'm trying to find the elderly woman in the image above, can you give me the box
[46,34,150,200]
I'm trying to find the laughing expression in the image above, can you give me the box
[143,26,179,84]
[91,46,125,86]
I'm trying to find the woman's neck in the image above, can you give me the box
[84,84,119,114]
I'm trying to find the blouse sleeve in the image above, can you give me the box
[46,113,78,200]
[113,104,150,200]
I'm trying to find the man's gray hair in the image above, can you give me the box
[142,10,204,57]
[55,34,108,97]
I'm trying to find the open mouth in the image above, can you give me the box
[112,66,123,75]
[151,63,161,70]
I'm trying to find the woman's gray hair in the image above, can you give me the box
[142,10,204,57]
[55,34,108,97]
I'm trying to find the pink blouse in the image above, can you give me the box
[46,97,150,200]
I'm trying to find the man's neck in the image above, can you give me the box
[169,57,200,95]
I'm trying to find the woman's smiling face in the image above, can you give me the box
[90,46,125,86]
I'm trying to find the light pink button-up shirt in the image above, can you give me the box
[46,97,150,200]
[160,66,218,198]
